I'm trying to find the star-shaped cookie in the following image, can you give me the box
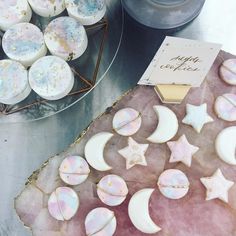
[182,103,214,133]
[167,135,199,167]
[118,137,149,169]
[200,169,234,203]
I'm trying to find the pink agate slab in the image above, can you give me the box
[15,50,236,236]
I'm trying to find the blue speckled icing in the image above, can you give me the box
[2,23,45,60]
[74,0,104,15]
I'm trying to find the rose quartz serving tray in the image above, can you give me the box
[15,50,236,236]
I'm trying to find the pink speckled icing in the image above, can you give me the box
[2,23,47,67]
[219,59,236,85]
[28,0,65,17]
[85,207,117,236]
[97,174,128,206]
[59,156,90,185]
[112,108,142,136]
[48,187,79,221]
[214,93,236,122]
[44,16,88,61]
[0,0,32,31]
[157,169,189,200]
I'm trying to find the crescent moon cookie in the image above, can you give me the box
[44,17,88,61]
[167,135,199,167]
[29,56,74,100]
[200,169,234,203]
[85,207,117,236]
[28,0,65,17]
[48,187,79,221]
[2,23,47,67]
[215,126,236,165]
[0,0,32,32]
[219,59,236,85]
[214,94,236,122]
[0,60,31,105]
[59,156,90,185]
[112,107,142,136]
[182,103,214,133]
[157,169,190,199]
[97,174,128,206]
[84,132,113,171]
[128,188,161,234]
[118,137,149,170]
[65,0,106,25]
[147,105,178,143]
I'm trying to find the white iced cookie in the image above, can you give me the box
[2,23,47,67]
[182,103,214,133]
[215,126,236,165]
[65,0,106,25]
[44,17,88,61]
[118,137,149,169]
[84,132,113,171]
[29,56,74,100]
[85,207,117,236]
[28,0,65,17]
[147,105,178,143]
[200,169,234,203]
[0,0,32,32]
[128,188,161,234]
[0,60,31,104]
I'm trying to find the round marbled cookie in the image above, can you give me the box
[28,0,65,17]
[113,107,142,136]
[0,60,31,104]
[2,23,47,67]
[44,16,88,61]
[59,156,90,185]
[48,187,79,221]
[65,0,106,25]
[85,207,117,236]
[97,174,128,206]
[214,93,236,122]
[219,59,236,85]
[29,56,74,100]
[0,0,32,32]
[157,169,190,199]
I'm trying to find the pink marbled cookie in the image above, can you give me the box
[219,59,236,85]
[48,187,79,221]
[214,93,236,122]
[59,156,90,185]
[112,107,142,136]
[157,169,190,200]
[85,207,117,236]
[97,174,128,206]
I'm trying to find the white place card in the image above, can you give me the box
[138,36,221,87]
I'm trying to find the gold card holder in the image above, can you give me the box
[154,84,191,104]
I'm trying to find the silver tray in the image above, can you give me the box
[0,0,124,123]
